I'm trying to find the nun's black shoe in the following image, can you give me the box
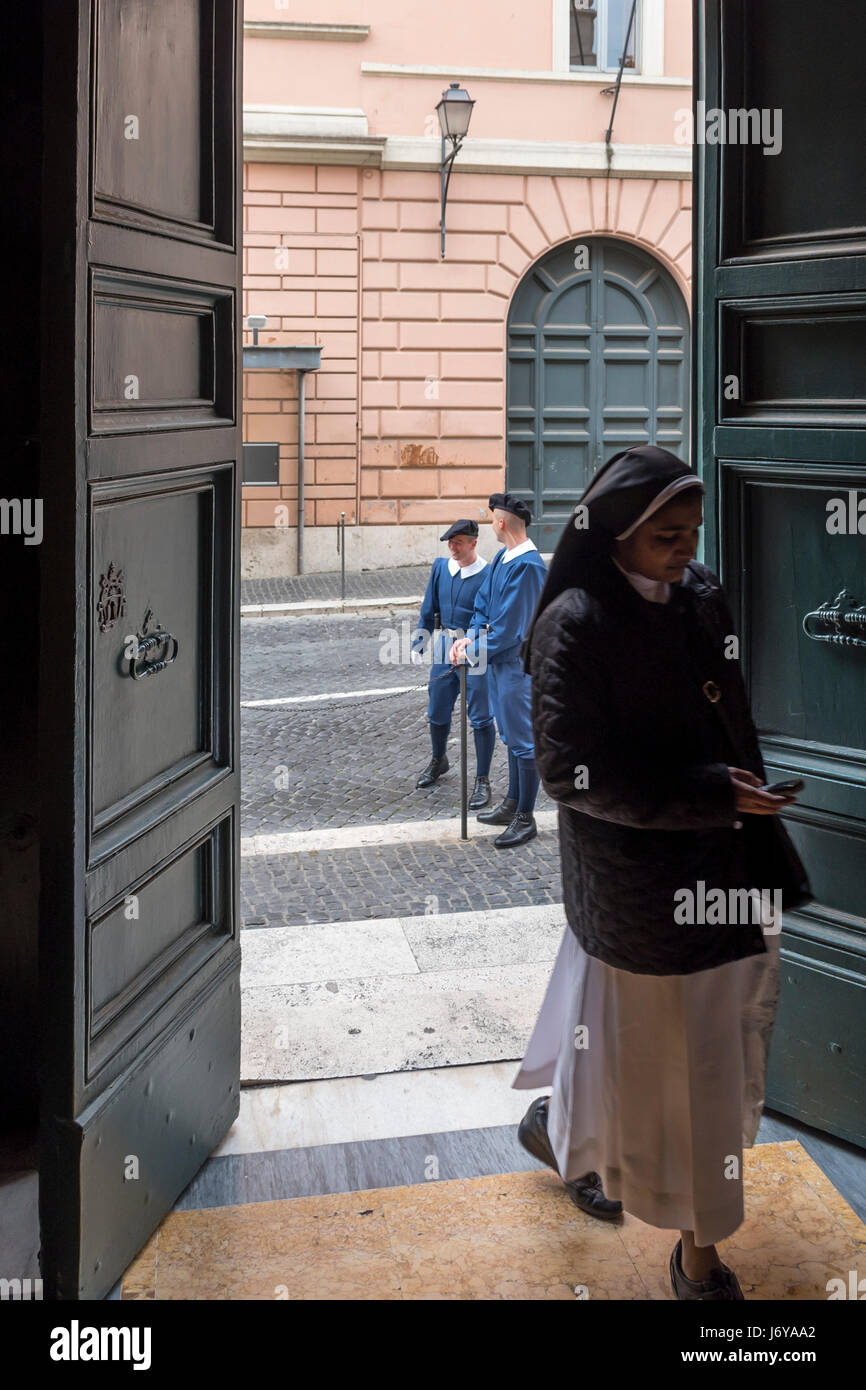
[476,795,517,825]
[493,812,537,848]
[416,755,449,788]
[517,1098,622,1221]
[468,775,491,810]
[669,1240,744,1300]
[567,1172,624,1221]
[517,1097,558,1171]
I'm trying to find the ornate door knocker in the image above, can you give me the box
[126,607,179,679]
[802,590,866,652]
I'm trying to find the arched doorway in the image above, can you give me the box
[506,237,690,548]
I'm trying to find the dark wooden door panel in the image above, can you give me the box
[91,0,235,245]
[769,947,866,1147]
[39,0,241,1299]
[90,271,235,432]
[696,0,866,1142]
[719,0,866,258]
[94,0,207,225]
[87,812,234,1080]
[89,462,235,862]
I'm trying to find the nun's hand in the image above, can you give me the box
[728,767,795,815]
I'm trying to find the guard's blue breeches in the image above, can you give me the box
[427,662,493,730]
[488,656,534,759]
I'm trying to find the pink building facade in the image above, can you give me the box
[241,0,693,573]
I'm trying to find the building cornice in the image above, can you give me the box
[243,105,386,166]
[360,61,691,88]
[244,20,370,42]
[242,109,691,178]
[380,135,691,178]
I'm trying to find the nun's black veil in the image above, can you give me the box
[522,445,704,671]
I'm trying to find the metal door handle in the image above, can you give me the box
[802,589,866,651]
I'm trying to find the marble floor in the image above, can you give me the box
[240,903,564,1082]
[121,1139,866,1300]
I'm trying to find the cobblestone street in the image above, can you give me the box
[241,606,557,922]
[241,565,429,608]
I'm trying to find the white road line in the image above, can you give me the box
[242,683,426,708]
[241,810,559,857]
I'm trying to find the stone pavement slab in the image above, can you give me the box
[240,904,564,1083]
[241,958,554,1083]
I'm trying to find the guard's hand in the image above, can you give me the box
[451,637,471,665]
[410,649,424,666]
[728,767,796,815]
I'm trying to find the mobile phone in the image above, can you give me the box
[762,778,804,796]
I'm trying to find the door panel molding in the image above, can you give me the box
[86,813,234,1080]
[89,269,235,433]
[719,294,866,426]
[718,0,866,262]
[761,738,866,785]
[90,0,237,248]
[87,464,235,863]
[714,426,866,463]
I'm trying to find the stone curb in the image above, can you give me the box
[240,594,424,619]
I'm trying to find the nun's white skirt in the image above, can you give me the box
[511,911,781,1247]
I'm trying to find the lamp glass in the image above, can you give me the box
[436,83,474,140]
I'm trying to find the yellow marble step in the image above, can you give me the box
[122,1140,866,1301]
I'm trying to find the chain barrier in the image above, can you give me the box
[245,665,477,715]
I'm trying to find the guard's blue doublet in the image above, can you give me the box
[466,541,547,758]
[414,556,493,730]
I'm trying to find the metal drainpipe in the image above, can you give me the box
[297,368,306,576]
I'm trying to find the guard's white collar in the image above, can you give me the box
[447,555,487,578]
[501,538,537,564]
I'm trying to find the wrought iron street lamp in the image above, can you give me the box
[436,82,475,259]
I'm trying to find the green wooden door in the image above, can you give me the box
[695,0,866,1143]
[38,0,243,1297]
[506,237,690,550]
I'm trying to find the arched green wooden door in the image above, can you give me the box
[506,237,690,549]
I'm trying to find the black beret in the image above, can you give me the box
[489,492,532,525]
[440,518,479,541]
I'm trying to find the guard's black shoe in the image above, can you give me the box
[517,1098,622,1221]
[476,795,517,825]
[494,811,537,848]
[669,1239,744,1300]
[415,755,449,789]
[468,775,491,810]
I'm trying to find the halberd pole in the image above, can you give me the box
[460,659,468,840]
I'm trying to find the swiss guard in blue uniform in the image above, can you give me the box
[412,518,496,809]
[452,493,547,848]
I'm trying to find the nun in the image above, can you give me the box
[512,445,811,1300]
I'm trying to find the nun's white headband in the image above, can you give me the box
[614,474,704,541]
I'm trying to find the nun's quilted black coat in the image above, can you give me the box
[528,557,806,976]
